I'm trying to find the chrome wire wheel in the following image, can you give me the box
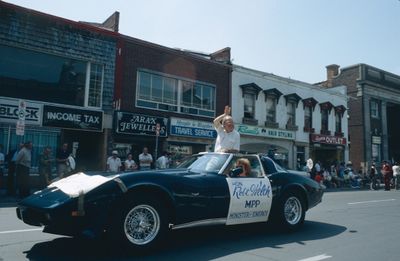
[124,204,160,245]
[284,196,302,225]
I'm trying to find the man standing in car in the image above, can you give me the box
[213,105,240,153]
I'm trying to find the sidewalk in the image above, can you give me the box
[0,189,19,206]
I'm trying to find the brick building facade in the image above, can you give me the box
[320,64,400,172]
[112,35,232,165]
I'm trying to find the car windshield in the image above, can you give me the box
[176,153,230,173]
[260,156,288,175]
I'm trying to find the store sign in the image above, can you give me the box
[0,98,42,125]
[170,117,216,139]
[168,145,192,155]
[372,136,381,144]
[237,124,295,140]
[115,111,167,137]
[16,120,25,136]
[43,105,103,131]
[311,134,346,145]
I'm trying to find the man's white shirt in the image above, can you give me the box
[214,126,240,152]
[107,156,121,172]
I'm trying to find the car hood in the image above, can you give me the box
[47,172,115,198]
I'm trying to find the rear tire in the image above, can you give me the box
[110,196,168,253]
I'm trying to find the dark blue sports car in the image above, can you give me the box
[16,153,324,252]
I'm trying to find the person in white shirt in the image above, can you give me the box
[124,154,138,171]
[156,151,170,169]
[107,150,121,173]
[213,105,240,153]
[139,147,153,171]
[0,144,4,176]
[393,162,400,189]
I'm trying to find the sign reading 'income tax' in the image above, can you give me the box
[42,105,103,131]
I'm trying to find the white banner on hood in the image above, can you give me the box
[48,172,114,197]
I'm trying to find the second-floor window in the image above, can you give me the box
[266,96,276,123]
[370,100,380,119]
[304,106,312,130]
[244,93,256,119]
[137,70,215,117]
[321,109,329,131]
[287,101,296,126]
[335,112,342,133]
[0,44,104,108]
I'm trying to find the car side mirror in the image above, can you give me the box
[230,167,243,177]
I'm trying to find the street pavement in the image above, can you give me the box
[1,188,399,261]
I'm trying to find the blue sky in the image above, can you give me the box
[5,0,400,83]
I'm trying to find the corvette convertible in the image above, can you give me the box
[16,152,324,251]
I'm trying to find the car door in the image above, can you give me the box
[225,155,273,225]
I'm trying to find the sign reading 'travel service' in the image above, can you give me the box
[170,117,216,139]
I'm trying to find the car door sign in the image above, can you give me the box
[226,177,272,225]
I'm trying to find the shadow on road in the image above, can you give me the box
[24,221,346,261]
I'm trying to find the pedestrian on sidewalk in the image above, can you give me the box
[107,150,122,173]
[139,147,153,171]
[39,146,53,189]
[16,141,33,198]
[381,160,392,191]
[5,143,23,196]
[56,143,70,179]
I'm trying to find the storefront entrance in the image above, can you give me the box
[63,130,104,171]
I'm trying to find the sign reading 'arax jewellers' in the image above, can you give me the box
[42,105,103,131]
[311,134,347,145]
[115,111,167,137]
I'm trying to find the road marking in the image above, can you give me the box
[298,254,332,261]
[0,228,42,234]
[348,199,396,205]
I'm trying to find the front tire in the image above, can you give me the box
[278,190,305,231]
[111,196,168,253]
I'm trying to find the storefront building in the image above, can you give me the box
[112,34,231,166]
[319,64,400,172]
[232,65,349,170]
[0,2,117,172]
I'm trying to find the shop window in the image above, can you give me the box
[296,146,305,171]
[0,44,103,108]
[137,70,215,117]
[0,126,60,172]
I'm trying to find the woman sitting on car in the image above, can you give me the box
[235,158,251,177]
